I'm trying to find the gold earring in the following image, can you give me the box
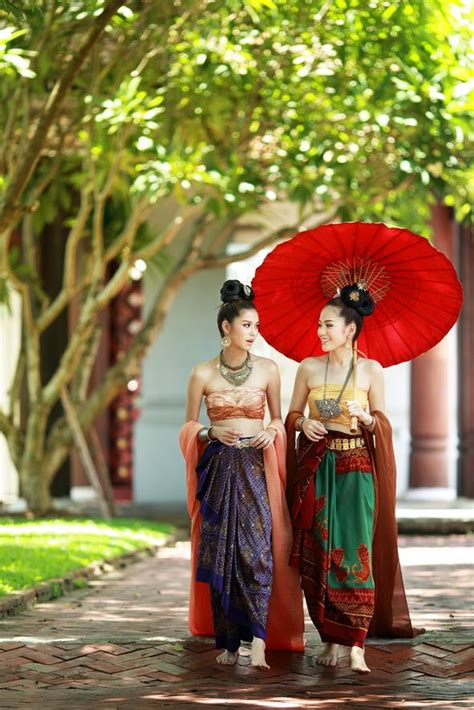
[346,339,351,350]
[221,335,231,348]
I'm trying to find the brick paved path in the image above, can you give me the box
[0,535,472,708]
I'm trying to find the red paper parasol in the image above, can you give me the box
[252,221,463,367]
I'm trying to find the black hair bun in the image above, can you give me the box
[220,279,255,304]
[340,283,375,317]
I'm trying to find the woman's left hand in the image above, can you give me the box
[250,428,276,450]
[345,400,372,426]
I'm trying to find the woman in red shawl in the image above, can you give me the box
[286,284,421,674]
[180,280,304,670]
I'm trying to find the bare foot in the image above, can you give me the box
[251,637,270,670]
[216,649,239,665]
[350,646,371,673]
[315,642,339,667]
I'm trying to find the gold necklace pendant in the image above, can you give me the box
[315,355,353,420]
[316,398,343,420]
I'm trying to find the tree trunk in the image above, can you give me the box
[20,462,53,514]
[20,409,51,514]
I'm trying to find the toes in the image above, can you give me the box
[316,655,337,667]
[216,651,236,665]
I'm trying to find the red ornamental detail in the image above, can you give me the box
[353,544,371,582]
[313,496,329,540]
[322,549,331,573]
[315,495,326,515]
[109,279,143,488]
[331,547,349,582]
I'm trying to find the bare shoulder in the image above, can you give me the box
[359,358,384,379]
[299,356,325,374]
[189,358,217,382]
[252,354,279,375]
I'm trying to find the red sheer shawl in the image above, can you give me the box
[285,410,423,639]
[179,421,305,651]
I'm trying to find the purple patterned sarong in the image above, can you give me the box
[196,439,273,652]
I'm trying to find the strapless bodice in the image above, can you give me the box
[205,386,266,421]
[308,384,369,427]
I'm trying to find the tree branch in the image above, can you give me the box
[41,244,202,479]
[132,204,203,261]
[71,327,102,403]
[104,197,152,263]
[22,290,42,403]
[37,185,93,332]
[198,209,338,269]
[0,408,18,441]
[199,225,292,269]
[0,406,23,472]
[0,0,125,240]
[3,5,57,172]
[8,349,25,420]
[42,299,98,409]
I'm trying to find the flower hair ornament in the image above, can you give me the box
[339,282,375,317]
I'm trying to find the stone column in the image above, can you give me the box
[408,203,456,495]
[458,219,474,497]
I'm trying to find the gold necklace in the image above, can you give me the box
[315,356,353,420]
[219,350,253,385]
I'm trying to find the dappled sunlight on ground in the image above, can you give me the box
[0,535,472,706]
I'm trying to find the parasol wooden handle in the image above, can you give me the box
[350,340,358,433]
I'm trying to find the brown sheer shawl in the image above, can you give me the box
[285,410,423,639]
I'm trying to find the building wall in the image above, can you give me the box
[134,267,225,504]
[0,288,21,502]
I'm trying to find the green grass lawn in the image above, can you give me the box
[0,517,175,597]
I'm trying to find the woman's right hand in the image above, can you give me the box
[302,418,328,442]
[210,425,242,446]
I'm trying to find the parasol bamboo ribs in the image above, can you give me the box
[350,340,358,433]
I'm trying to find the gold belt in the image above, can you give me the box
[327,437,366,451]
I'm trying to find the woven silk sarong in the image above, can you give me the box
[196,440,272,652]
[290,432,375,648]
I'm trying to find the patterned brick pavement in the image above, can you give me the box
[0,535,472,708]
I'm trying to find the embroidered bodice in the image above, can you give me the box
[308,384,369,427]
[205,386,266,421]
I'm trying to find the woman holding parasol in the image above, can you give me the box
[252,221,463,674]
[287,284,386,673]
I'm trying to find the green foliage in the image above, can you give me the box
[0,25,35,76]
[151,0,472,230]
[0,517,174,596]
[0,273,11,312]
[0,1,41,21]
[1,0,471,247]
